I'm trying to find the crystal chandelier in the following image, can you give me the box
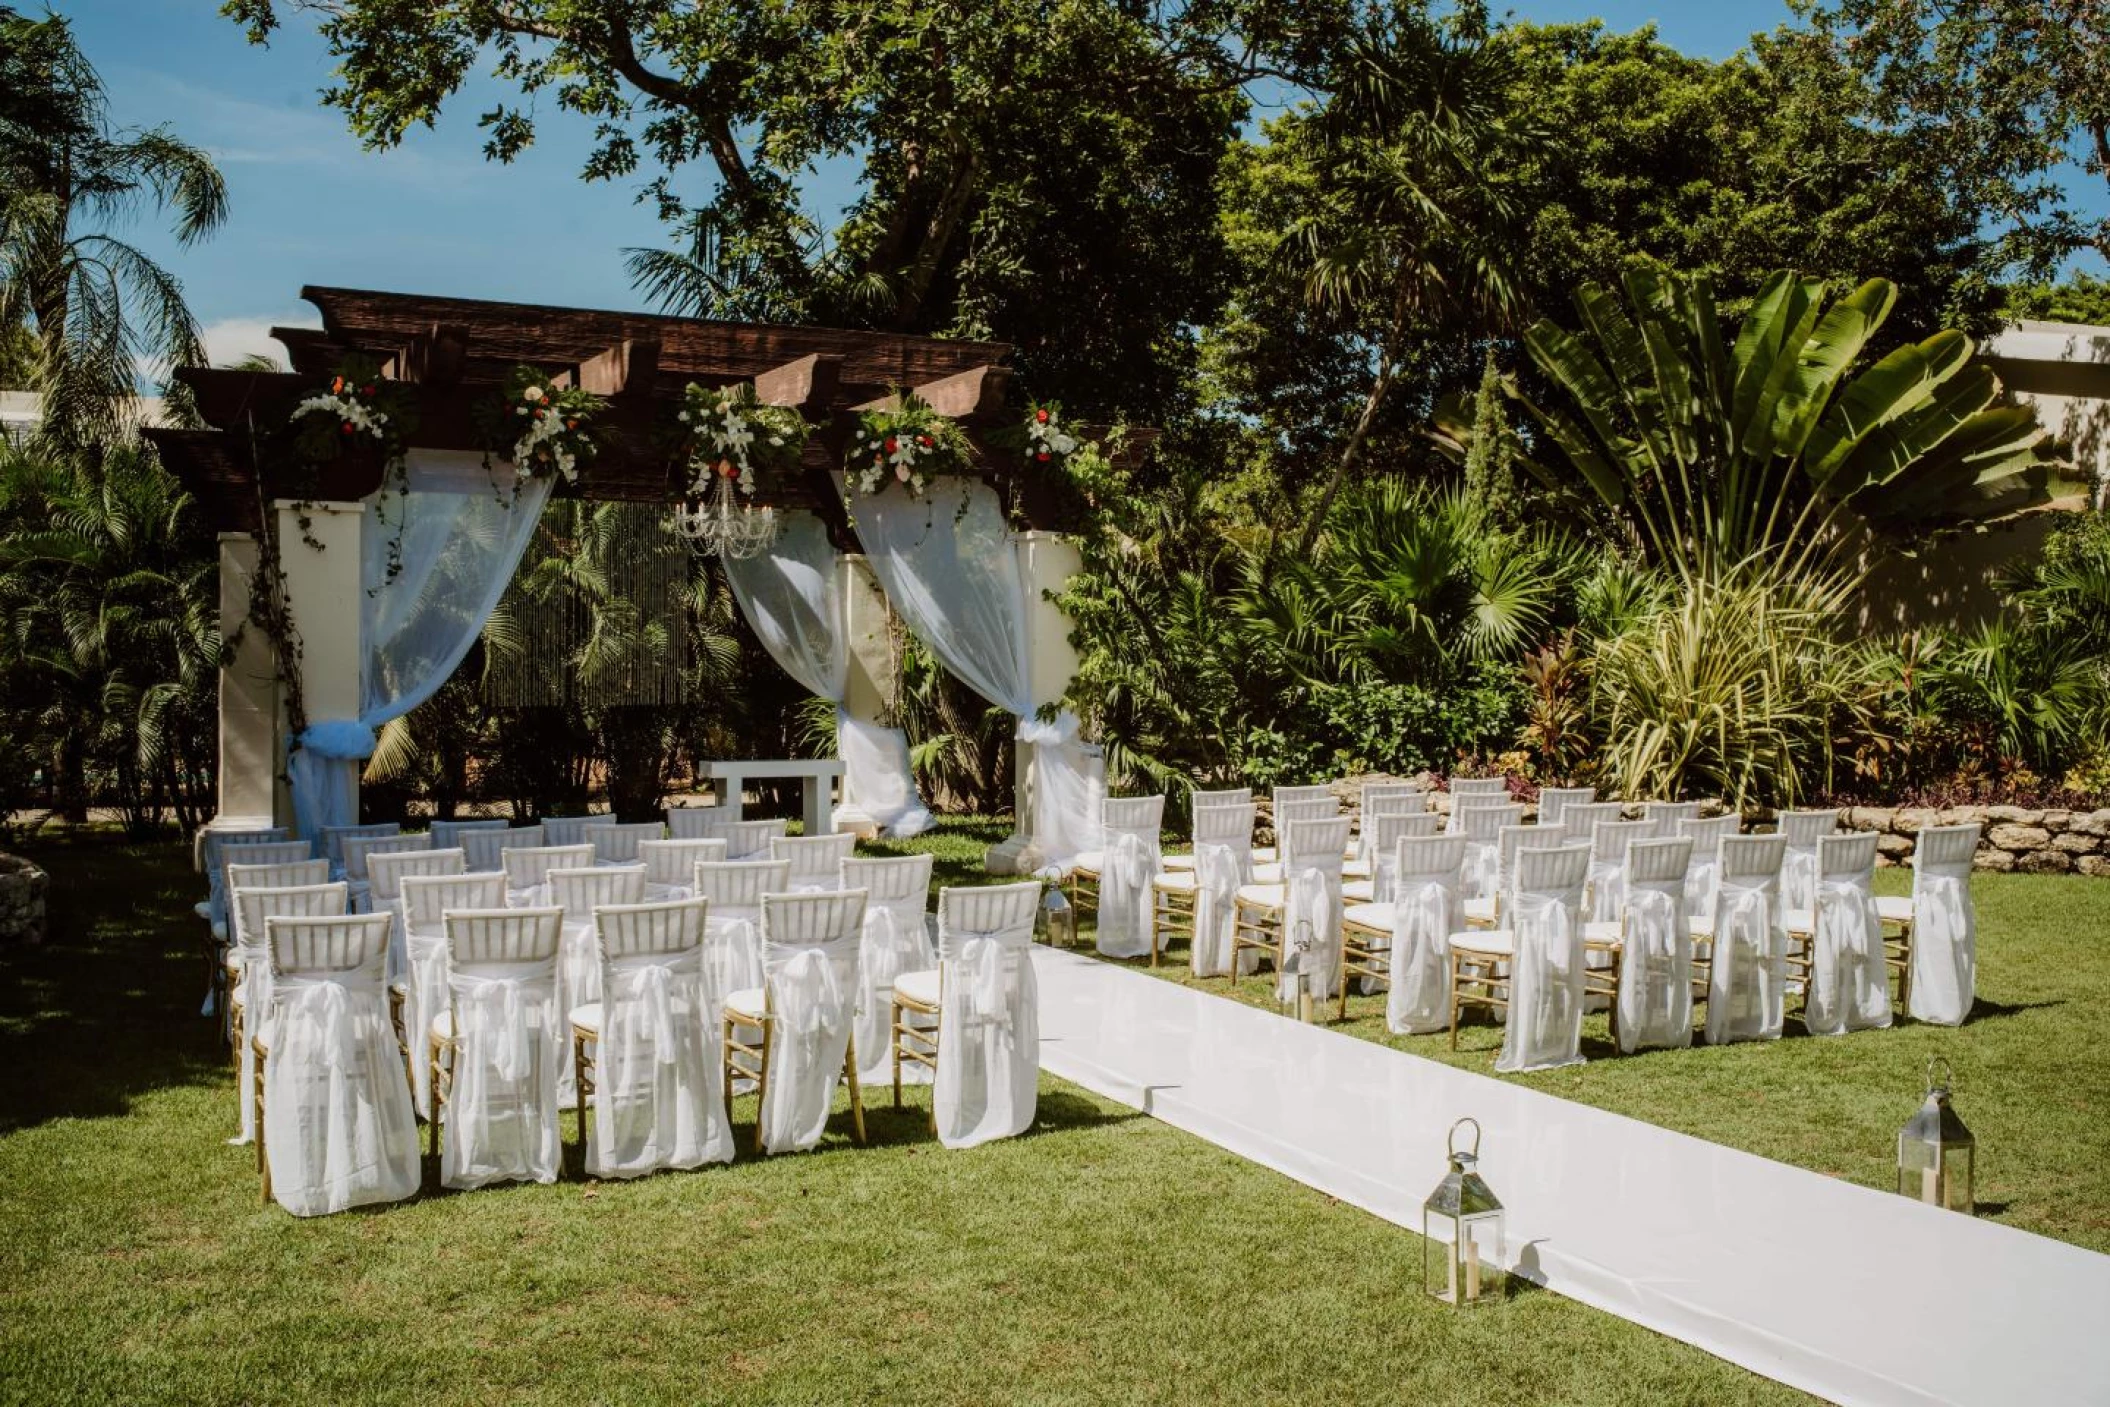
[669,474,778,559]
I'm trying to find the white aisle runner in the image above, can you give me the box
[1030,946,2110,1407]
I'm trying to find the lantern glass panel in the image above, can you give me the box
[1422,1208,1506,1306]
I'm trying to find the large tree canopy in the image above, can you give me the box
[220,0,1357,418]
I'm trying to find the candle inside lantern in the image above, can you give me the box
[1922,1166,1940,1205]
[1465,1235,1482,1301]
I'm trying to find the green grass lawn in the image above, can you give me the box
[1076,857,2110,1256]
[0,830,1816,1406]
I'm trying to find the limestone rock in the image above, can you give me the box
[1892,808,1940,836]
[2017,849,2073,874]
[2080,855,2110,877]
[1875,832,1915,858]
[1972,848,2016,873]
[2053,832,2101,855]
[1986,824,2051,851]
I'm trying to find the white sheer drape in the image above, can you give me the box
[1388,872,1462,1036]
[1805,871,1892,1036]
[852,479,1098,870]
[1615,886,1694,1054]
[588,946,735,1177]
[1496,888,1587,1073]
[1705,875,1787,1046]
[934,890,1040,1149]
[288,451,552,847]
[853,893,936,1087]
[724,511,933,837]
[758,945,857,1153]
[441,956,564,1190]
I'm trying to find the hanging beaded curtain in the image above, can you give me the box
[481,500,690,708]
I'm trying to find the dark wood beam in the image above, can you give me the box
[571,338,660,398]
[752,353,842,415]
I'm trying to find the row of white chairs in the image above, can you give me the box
[225,858,1046,1216]
[1067,784,1980,1072]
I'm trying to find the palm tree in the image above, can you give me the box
[0,8,228,446]
[1286,12,1548,555]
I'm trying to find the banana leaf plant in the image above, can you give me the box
[1507,268,2057,577]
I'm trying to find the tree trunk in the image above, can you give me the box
[1292,350,1396,560]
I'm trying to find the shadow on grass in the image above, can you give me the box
[0,833,227,1135]
[1963,996,2063,1023]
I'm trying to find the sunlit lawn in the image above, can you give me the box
[0,826,1814,1405]
[1079,858,2110,1256]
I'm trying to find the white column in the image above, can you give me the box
[195,532,279,866]
[833,553,894,839]
[274,501,364,842]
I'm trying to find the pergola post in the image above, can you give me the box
[986,530,1098,875]
[833,552,895,839]
[196,531,280,864]
[273,500,365,841]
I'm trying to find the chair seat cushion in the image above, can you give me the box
[1582,920,1622,944]
[429,1010,454,1043]
[722,987,767,1022]
[1251,846,1277,863]
[1070,851,1103,877]
[1462,896,1497,926]
[1343,901,1395,931]
[569,1002,602,1036]
[1250,863,1284,886]
[1341,879,1375,903]
[892,969,941,1009]
[1161,852,1195,872]
[1783,908,1814,936]
[1875,895,1913,924]
[1235,882,1285,909]
[1342,857,1373,880]
[1451,929,1514,958]
[1153,871,1199,895]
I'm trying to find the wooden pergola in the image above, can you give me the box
[154,286,1133,870]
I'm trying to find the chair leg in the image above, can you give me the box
[752,1016,773,1156]
[1448,954,1463,1051]
[890,1000,904,1111]
[573,1033,589,1172]
[844,1033,866,1145]
[254,1044,270,1206]
[427,1042,443,1163]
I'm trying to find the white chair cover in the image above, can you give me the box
[1803,833,1891,1036]
[1496,845,1591,1073]
[370,847,466,985]
[1615,838,1694,1053]
[1777,809,1839,913]
[1909,824,1981,1026]
[259,913,419,1216]
[541,814,618,849]
[1279,816,1353,1002]
[1678,814,1740,923]
[757,890,867,1155]
[439,908,564,1190]
[638,838,728,901]
[549,866,646,1054]
[844,854,936,1086]
[429,817,511,849]
[396,872,506,1119]
[585,900,734,1177]
[1189,803,1256,978]
[934,882,1042,1149]
[1640,800,1702,840]
[590,821,666,866]
[500,842,595,907]
[342,832,432,913]
[1586,821,1650,925]
[770,831,858,894]
[1705,836,1789,1046]
[461,823,542,875]
[666,804,737,841]
[230,878,346,1143]
[1093,795,1165,960]
[1387,834,1468,1035]
[1455,802,1523,902]
[724,818,789,860]
[695,860,785,1023]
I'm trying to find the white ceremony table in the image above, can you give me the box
[703,759,846,837]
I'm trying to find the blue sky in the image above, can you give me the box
[55,0,2102,368]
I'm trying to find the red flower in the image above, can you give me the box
[884,437,898,454]
[361,384,375,396]
[1035,408,1050,423]
[341,422,355,435]
[330,376,344,394]
[565,419,577,430]
[1036,451,1050,462]
[918,434,932,447]
[716,458,736,479]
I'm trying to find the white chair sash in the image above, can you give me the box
[261,970,420,1217]
[935,921,1039,1150]
[1805,875,1892,1036]
[704,911,765,1017]
[1279,863,1342,1002]
[1684,855,1721,925]
[441,967,561,1190]
[1386,879,1454,1035]
[854,897,935,1085]
[1781,847,1818,912]
[1464,841,1500,903]
[1705,879,1785,1046]
[758,947,854,1154]
[1615,888,1693,1053]
[1188,841,1243,978]
[1908,873,1975,1026]
[1093,829,1160,960]
[1585,858,1627,925]
[589,947,733,1178]
[1496,891,1585,1072]
[402,929,447,1119]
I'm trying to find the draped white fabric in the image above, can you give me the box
[722,511,933,838]
[1279,859,1345,1003]
[1093,828,1162,960]
[934,920,1040,1149]
[852,479,1096,869]
[402,926,447,1120]
[853,895,936,1086]
[1909,874,1976,1026]
[1615,886,1693,1053]
[1388,878,1461,1035]
[587,947,734,1177]
[231,882,347,1143]
[1781,846,1819,914]
[1497,889,1587,1072]
[758,945,857,1154]
[1684,855,1721,924]
[1804,873,1892,1036]
[1705,877,1787,1046]
[704,908,766,1020]
[1585,857,1628,926]
[261,962,421,1217]
[441,960,563,1190]
[1188,841,1249,978]
[289,452,552,845]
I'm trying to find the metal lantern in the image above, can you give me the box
[1898,1057,1975,1214]
[1423,1117,1507,1306]
[1280,920,1317,1022]
[1039,884,1076,948]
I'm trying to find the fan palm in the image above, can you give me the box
[0,8,227,446]
[1516,268,2056,576]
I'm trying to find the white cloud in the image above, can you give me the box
[200,311,320,371]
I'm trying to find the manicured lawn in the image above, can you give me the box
[1079,859,2110,1255]
[1,830,1812,1406]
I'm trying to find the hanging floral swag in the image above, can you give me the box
[1022,400,1080,467]
[284,356,417,574]
[677,382,810,496]
[473,365,604,492]
[847,393,972,497]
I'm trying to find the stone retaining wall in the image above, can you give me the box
[0,853,48,943]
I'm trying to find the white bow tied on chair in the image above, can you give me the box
[1909,873,1973,1026]
[1498,892,1578,1072]
[775,948,846,1038]
[1103,829,1153,953]
[1283,865,1336,1003]
[631,960,682,1066]
[278,976,361,1074]
[1191,841,1241,978]
[1466,842,1501,905]
[1782,848,1817,912]
[457,973,533,1083]
[1388,878,1452,1034]
[1811,875,1886,1033]
[1709,880,1776,1041]
[1617,888,1680,1051]
[954,936,1012,1025]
